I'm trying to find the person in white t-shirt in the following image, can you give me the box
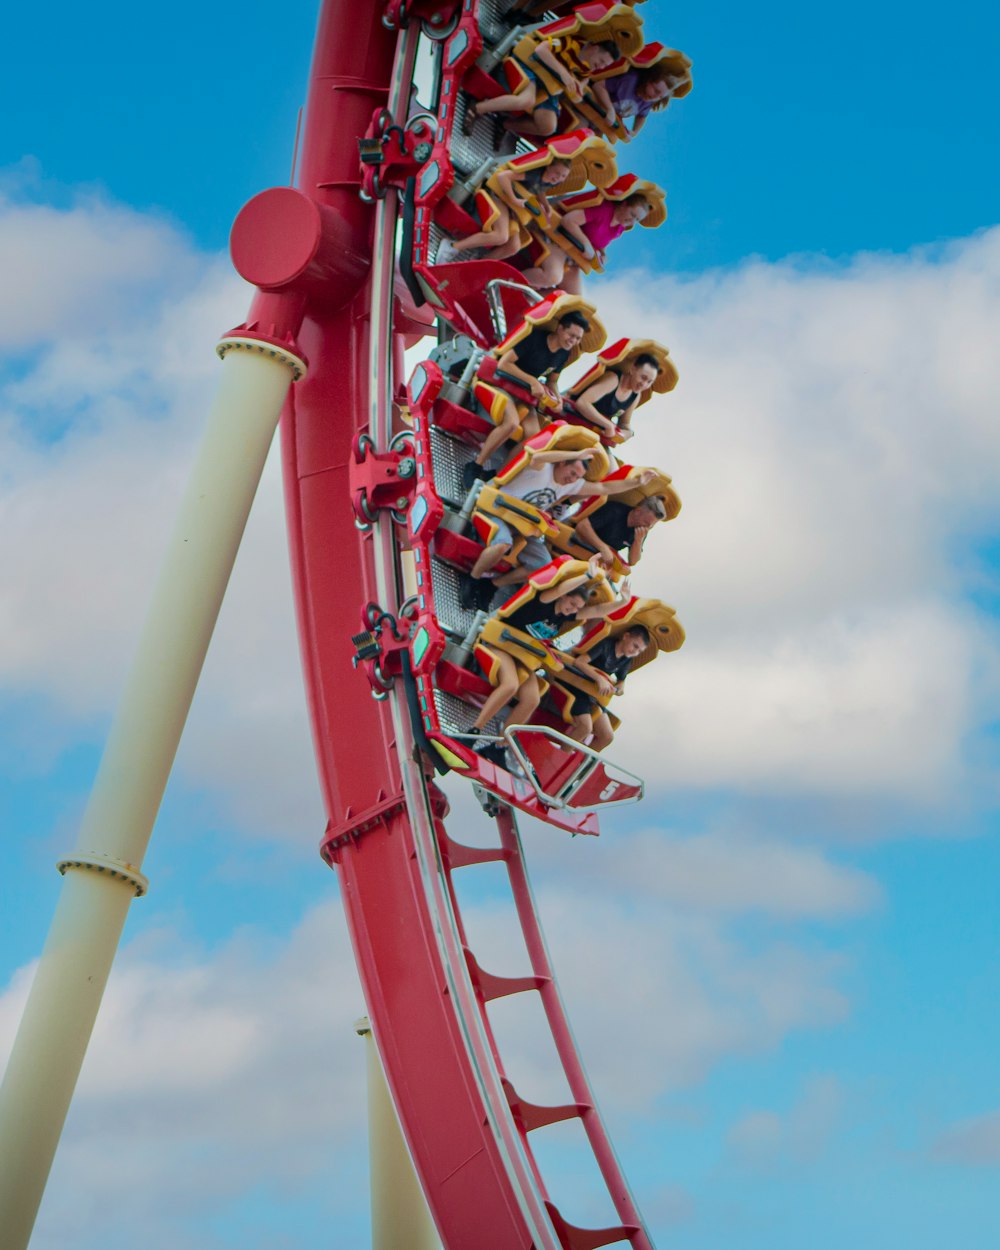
[469,448,655,582]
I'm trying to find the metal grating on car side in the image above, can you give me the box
[429,426,478,506]
[434,688,504,737]
[430,557,479,637]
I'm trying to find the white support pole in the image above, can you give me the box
[355,1018,441,1250]
[0,341,305,1250]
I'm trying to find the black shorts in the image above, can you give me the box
[570,689,599,717]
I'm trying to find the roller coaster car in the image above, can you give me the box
[469,130,618,255]
[502,722,645,811]
[470,422,609,563]
[558,171,668,239]
[511,0,646,87]
[543,596,685,732]
[524,173,667,283]
[403,375,647,831]
[547,463,680,575]
[489,2,643,143]
[513,0,648,19]
[472,292,606,432]
[473,555,614,682]
[562,42,692,140]
[463,562,645,814]
[561,336,679,444]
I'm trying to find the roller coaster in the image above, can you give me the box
[0,0,691,1245]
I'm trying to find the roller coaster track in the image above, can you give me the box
[282,1,660,1245]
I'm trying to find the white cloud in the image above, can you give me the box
[0,185,200,349]
[2,190,997,1245]
[571,825,878,917]
[441,772,881,919]
[4,198,1000,830]
[621,602,981,797]
[0,901,369,1250]
[930,1109,1000,1166]
[584,230,1000,799]
[725,1074,844,1171]
[0,190,324,838]
[454,885,849,1110]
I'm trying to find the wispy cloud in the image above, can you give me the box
[0,901,368,1250]
[725,1074,844,1172]
[930,1109,1000,1167]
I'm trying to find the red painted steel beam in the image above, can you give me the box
[274,3,550,1244]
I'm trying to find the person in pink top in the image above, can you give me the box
[520,192,652,293]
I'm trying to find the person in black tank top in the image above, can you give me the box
[561,624,650,751]
[567,352,661,442]
[468,557,626,747]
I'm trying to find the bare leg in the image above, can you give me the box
[520,409,542,440]
[473,652,521,729]
[560,262,582,295]
[492,563,532,588]
[591,711,614,751]
[502,674,541,729]
[454,206,513,253]
[569,712,594,743]
[475,399,521,465]
[473,85,537,119]
[484,234,526,263]
[520,250,567,290]
[505,107,560,137]
[470,542,512,579]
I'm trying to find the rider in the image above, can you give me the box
[467,448,656,583]
[573,494,668,570]
[563,623,649,750]
[467,556,621,753]
[608,61,691,140]
[439,156,575,263]
[464,39,620,139]
[567,351,661,442]
[520,192,653,293]
[463,310,590,490]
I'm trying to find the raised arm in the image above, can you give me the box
[528,447,598,466]
[628,113,648,139]
[589,467,656,496]
[578,576,632,620]
[537,554,607,602]
[626,524,650,566]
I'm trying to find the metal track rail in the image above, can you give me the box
[354,11,657,1247]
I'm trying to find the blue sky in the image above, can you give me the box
[2,2,999,1248]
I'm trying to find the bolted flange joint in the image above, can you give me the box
[56,853,150,898]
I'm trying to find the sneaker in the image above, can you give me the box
[459,575,479,611]
[504,747,527,779]
[435,237,461,264]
